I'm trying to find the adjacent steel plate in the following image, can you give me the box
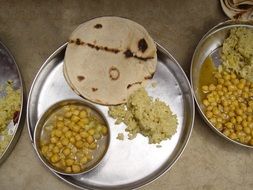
[0,40,24,165]
[27,43,195,189]
[190,20,253,148]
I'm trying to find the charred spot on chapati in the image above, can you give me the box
[69,39,83,45]
[76,38,81,45]
[94,24,102,29]
[70,38,119,53]
[77,76,85,81]
[87,43,120,53]
[92,87,98,92]
[134,55,154,61]
[124,49,153,61]
[138,38,148,52]
[127,81,142,89]
[124,49,133,58]
[109,67,120,80]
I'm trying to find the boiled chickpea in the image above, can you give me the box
[86,154,93,161]
[50,137,58,144]
[203,99,209,106]
[80,131,89,138]
[79,110,87,118]
[76,151,84,158]
[57,116,64,121]
[102,126,108,135]
[72,164,81,173]
[41,145,49,155]
[209,84,216,91]
[80,157,88,164]
[65,167,72,173]
[202,85,209,92]
[81,118,90,125]
[94,133,101,140]
[77,120,85,127]
[82,148,89,155]
[86,136,94,144]
[63,106,71,111]
[48,143,54,150]
[243,127,251,134]
[54,129,63,138]
[65,131,72,138]
[89,142,97,150]
[75,134,82,141]
[56,121,64,128]
[63,148,71,156]
[62,126,69,133]
[69,137,76,144]
[70,105,77,111]
[61,138,69,146]
[60,159,66,167]
[64,112,72,118]
[72,110,80,116]
[75,141,84,149]
[51,154,60,163]
[56,142,63,148]
[66,159,74,166]
[88,129,95,136]
[52,146,60,154]
[72,125,81,132]
[71,115,80,123]
[83,142,90,148]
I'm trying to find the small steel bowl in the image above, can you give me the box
[33,99,110,175]
[190,20,253,148]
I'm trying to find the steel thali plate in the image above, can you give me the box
[27,43,195,189]
[190,20,253,148]
[0,41,24,165]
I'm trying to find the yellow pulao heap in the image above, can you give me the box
[109,88,178,144]
[221,27,253,82]
[0,82,21,154]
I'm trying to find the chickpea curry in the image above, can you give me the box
[39,104,109,174]
[199,56,253,146]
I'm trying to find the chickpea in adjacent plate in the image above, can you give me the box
[201,70,253,146]
[39,104,108,173]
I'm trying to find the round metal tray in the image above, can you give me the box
[27,43,195,189]
[0,40,24,165]
[190,20,253,148]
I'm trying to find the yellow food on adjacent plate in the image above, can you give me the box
[109,88,178,144]
[199,27,253,146]
[221,27,253,82]
[39,104,108,173]
[201,68,253,145]
[0,81,21,155]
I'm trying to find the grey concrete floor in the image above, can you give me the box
[0,0,252,190]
